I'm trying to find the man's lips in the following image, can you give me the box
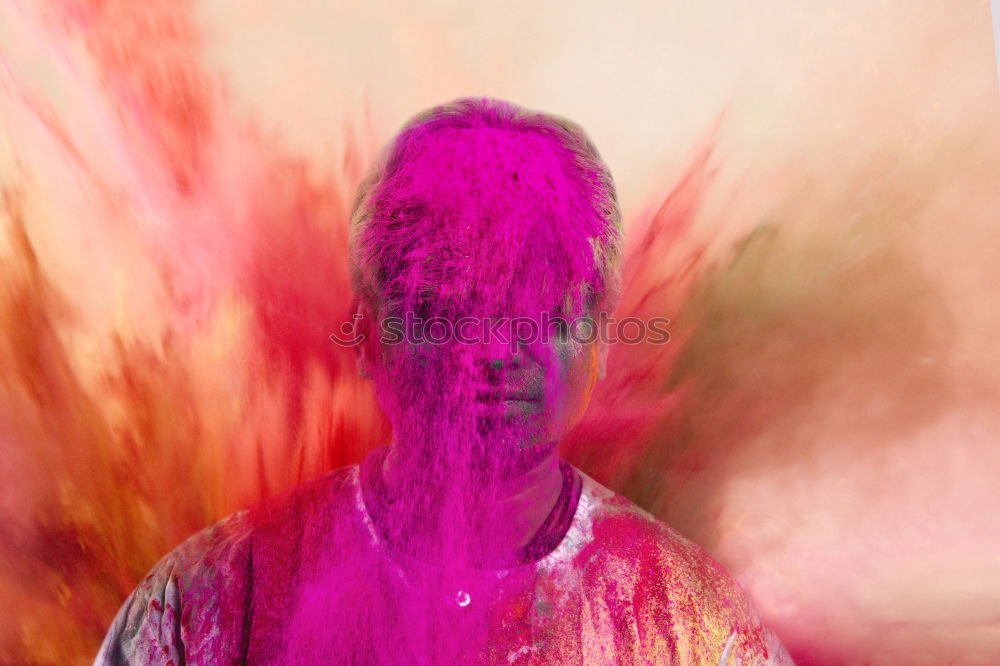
[474,387,545,420]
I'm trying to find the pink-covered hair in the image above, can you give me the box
[349,97,623,322]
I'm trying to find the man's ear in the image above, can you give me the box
[356,346,372,379]
[351,297,374,380]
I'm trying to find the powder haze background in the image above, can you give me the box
[1,1,999,663]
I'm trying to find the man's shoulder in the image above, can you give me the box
[131,464,361,598]
[94,465,363,664]
[169,464,360,574]
[559,468,794,663]
[573,467,730,576]
[569,467,780,660]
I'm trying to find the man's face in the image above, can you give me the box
[361,305,605,465]
[354,122,617,470]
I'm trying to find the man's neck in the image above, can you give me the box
[370,439,565,568]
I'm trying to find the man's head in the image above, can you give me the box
[349,98,623,471]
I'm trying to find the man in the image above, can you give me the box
[97,97,793,664]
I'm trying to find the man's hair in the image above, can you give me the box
[349,97,623,322]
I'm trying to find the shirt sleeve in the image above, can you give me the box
[94,555,186,666]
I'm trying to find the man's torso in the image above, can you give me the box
[96,455,789,665]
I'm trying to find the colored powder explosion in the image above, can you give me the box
[2,0,1000,663]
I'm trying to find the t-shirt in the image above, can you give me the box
[95,449,794,665]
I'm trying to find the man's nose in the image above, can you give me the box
[475,329,552,384]
[479,336,525,377]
